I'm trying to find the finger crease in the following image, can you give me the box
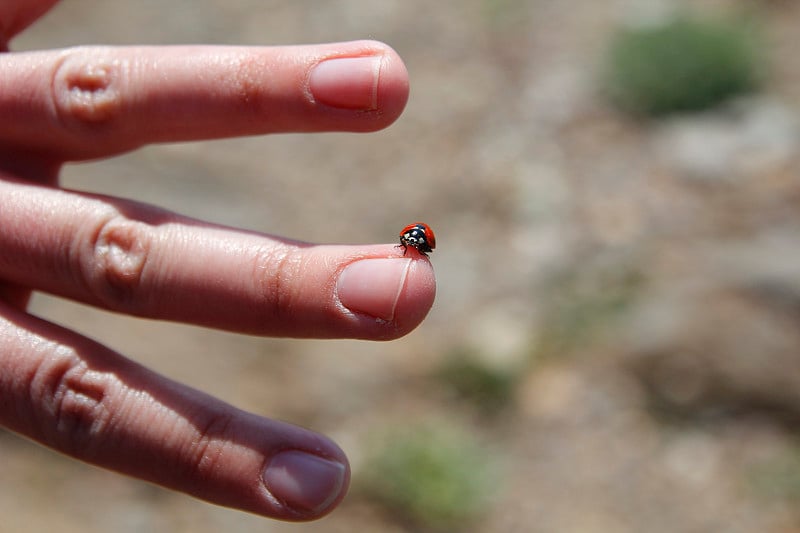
[82,214,152,311]
[189,412,236,481]
[253,245,301,324]
[30,344,112,457]
[51,48,124,132]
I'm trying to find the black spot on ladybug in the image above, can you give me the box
[398,222,436,256]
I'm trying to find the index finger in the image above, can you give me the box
[0,40,409,160]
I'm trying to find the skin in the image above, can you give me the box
[0,0,435,522]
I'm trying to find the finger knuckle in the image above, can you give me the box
[253,244,304,323]
[28,343,114,458]
[79,212,153,311]
[184,411,236,482]
[232,55,266,109]
[51,47,126,134]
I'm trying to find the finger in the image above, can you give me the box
[0,41,409,160]
[0,179,436,339]
[0,0,59,50]
[0,302,349,520]
[0,282,33,309]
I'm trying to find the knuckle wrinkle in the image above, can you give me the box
[52,48,124,128]
[90,216,151,308]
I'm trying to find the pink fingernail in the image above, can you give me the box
[336,258,411,320]
[308,56,382,110]
[263,450,347,515]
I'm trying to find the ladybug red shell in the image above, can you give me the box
[398,222,436,256]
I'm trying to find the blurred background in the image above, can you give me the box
[5,0,800,531]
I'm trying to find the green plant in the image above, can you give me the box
[360,425,497,531]
[749,444,800,502]
[604,14,761,116]
[436,350,518,415]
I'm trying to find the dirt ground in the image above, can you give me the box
[5,0,800,531]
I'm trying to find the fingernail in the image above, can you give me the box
[263,451,347,515]
[337,258,411,321]
[308,56,382,110]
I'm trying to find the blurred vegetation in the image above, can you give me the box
[604,14,762,116]
[359,424,497,531]
[481,0,529,27]
[435,349,520,416]
[748,444,800,502]
[533,257,644,360]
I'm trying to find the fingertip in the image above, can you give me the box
[309,40,409,131]
[391,254,436,337]
[263,450,350,519]
[335,251,435,339]
[374,43,410,128]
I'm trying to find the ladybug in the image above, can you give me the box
[398,222,436,256]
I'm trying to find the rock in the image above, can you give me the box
[652,97,800,182]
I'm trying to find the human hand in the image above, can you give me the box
[0,0,434,521]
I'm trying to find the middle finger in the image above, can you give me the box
[0,178,436,339]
